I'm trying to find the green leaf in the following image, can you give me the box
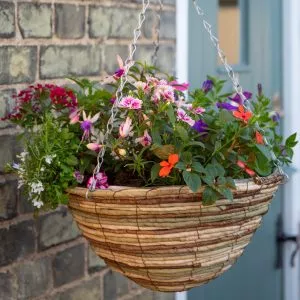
[218,187,233,201]
[152,128,162,145]
[192,162,206,173]
[286,133,298,148]
[176,125,189,142]
[151,164,161,182]
[175,161,186,171]
[65,155,78,166]
[202,175,214,186]
[181,152,193,164]
[225,177,236,189]
[255,144,271,161]
[254,153,272,176]
[219,110,234,123]
[184,141,205,148]
[205,163,225,178]
[166,104,176,125]
[202,187,219,205]
[183,171,201,192]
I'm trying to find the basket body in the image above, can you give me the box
[68,174,282,292]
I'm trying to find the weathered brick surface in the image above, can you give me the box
[160,11,176,39]
[38,210,80,250]
[53,243,85,287]
[14,256,51,299]
[55,4,85,39]
[0,89,16,129]
[0,271,16,300]
[18,3,52,38]
[0,134,19,173]
[0,174,18,220]
[103,45,128,74]
[103,270,117,300]
[88,245,106,273]
[52,276,101,300]
[0,46,37,84]
[40,45,102,79]
[0,2,15,38]
[0,220,35,267]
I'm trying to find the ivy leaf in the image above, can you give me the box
[183,171,201,192]
[151,164,161,182]
[203,186,219,205]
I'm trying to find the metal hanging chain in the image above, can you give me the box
[192,0,288,182]
[151,0,163,66]
[88,0,151,192]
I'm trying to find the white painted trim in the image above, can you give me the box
[283,1,300,300]
[175,0,188,299]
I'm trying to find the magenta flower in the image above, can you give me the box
[135,130,152,147]
[87,172,109,190]
[192,107,206,114]
[192,119,208,133]
[74,171,84,184]
[169,80,190,92]
[177,108,195,126]
[202,80,213,93]
[119,117,133,138]
[87,143,102,152]
[119,96,142,110]
[113,55,125,80]
[229,91,252,104]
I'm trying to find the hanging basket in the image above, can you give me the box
[68,172,283,292]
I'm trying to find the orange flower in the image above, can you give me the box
[233,105,252,123]
[255,131,264,144]
[159,154,179,177]
[237,160,256,177]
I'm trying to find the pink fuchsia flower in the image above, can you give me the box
[135,130,152,147]
[80,111,100,139]
[237,160,256,177]
[113,55,125,80]
[87,172,109,190]
[177,108,195,126]
[87,143,102,151]
[119,117,133,138]
[74,171,84,184]
[69,109,80,124]
[119,96,142,110]
[169,80,190,92]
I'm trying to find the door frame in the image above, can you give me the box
[176,1,300,300]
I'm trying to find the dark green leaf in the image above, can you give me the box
[176,125,189,142]
[151,164,161,182]
[192,162,206,173]
[255,144,271,161]
[183,171,201,192]
[166,104,176,125]
[202,187,219,205]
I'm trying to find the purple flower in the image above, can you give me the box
[229,91,252,104]
[81,120,92,132]
[202,80,213,93]
[271,112,280,123]
[113,68,125,79]
[192,119,208,133]
[87,172,109,190]
[217,102,238,111]
[74,171,84,184]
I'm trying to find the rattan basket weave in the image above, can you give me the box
[68,173,282,292]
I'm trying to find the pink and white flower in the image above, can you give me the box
[80,111,100,139]
[87,172,109,190]
[119,96,142,110]
[177,108,195,126]
[135,130,152,147]
[69,109,80,124]
[87,143,102,152]
[119,117,133,138]
[169,80,190,92]
[152,83,175,103]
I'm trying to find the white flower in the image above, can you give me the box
[17,151,28,162]
[30,181,44,194]
[32,198,44,208]
[45,154,56,165]
[18,180,25,189]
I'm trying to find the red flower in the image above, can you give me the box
[255,131,264,144]
[237,160,256,177]
[233,105,252,124]
[159,154,179,177]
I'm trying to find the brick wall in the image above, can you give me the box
[0,1,176,299]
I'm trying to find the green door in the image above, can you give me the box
[187,0,283,299]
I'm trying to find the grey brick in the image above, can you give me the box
[103,45,128,74]
[153,292,175,300]
[0,89,16,129]
[104,270,117,300]
[0,220,35,267]
[18,188,34,214]
[160,11,176,39]
[0,46,37,84]
[0,271,16,300]
[88,245,106,273]
[38,210,80,250]
[52,276,101,300]
[0,2,15,38]
[89,6,151,39]
[18,3,52,38]
[40,45,102,79]
[55,4,85,39]
[134,289,155,300]
[14,256,50,299]
[0,174,18,220]
[136,0,175,4]
[53,244,85,287]
[157,45,176,74]
[0,135,19,173]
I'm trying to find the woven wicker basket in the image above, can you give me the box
[68,173,282,292]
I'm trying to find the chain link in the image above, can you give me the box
[151,0,163,66]
[192,0,288,183]
[88,0,151,192]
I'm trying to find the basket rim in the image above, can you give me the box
[67,172,283,198]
